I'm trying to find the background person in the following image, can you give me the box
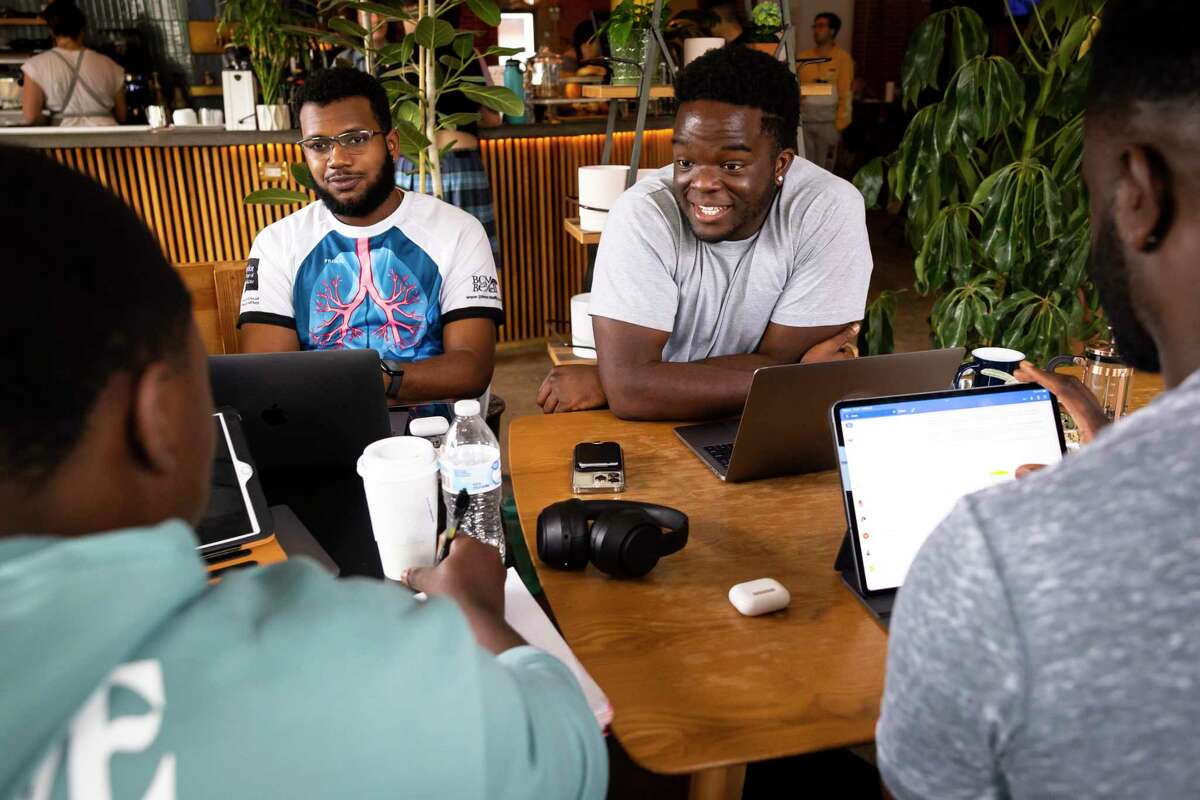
[796,12,853,172]
[21,0,125,127]
[0,144,606,799]
[239,69,502,404]
[537,46,869,418]
[877,1,1200,796]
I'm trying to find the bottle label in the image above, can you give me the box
[440,447,502,495]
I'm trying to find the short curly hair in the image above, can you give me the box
[292,68,392,133]
[674,45,799,152]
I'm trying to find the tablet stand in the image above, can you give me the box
[833,528,892,628]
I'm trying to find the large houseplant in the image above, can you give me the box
[744,1,784,54]
[248,0,521,203]
[852,1,1105,364]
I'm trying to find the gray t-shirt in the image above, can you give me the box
[878,369,1200,799]
[588,162,872,362]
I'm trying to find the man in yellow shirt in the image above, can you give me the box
[797,12,854,171]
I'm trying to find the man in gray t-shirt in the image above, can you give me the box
[536,46,871,420]
[878,2,1200,796]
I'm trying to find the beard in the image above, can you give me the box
[1091,208,1162,372]
[313,153,397,218]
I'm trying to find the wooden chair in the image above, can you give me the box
[177,263,224,354]
[212,261,248,355]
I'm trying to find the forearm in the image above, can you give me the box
[389,350,492,402]
[697,352,781,372]
[457,604,526,655]
[601,360,755,420]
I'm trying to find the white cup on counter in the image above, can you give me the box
[200,108,224,126]
[146,105,167,129]
[172,108,198,126]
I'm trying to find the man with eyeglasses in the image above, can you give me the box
[796,12,853,172]
[239,68,502,403]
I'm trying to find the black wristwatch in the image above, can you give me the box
[380,358,405,398]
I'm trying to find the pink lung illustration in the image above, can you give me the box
[311,237,427,350]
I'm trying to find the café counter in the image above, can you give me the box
[0,117,674,344]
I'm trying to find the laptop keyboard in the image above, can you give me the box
[704,443,735,469]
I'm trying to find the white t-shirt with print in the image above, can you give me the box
[239,192,503,362]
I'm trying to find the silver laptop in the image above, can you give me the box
[674,349,965,482]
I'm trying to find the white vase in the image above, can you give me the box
[255,104,291,131]
[683,37,725,66]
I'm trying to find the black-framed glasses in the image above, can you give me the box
[296,130,384,156]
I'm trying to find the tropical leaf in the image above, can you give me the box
[852,157,884,209]
[413,15,456,50]
[859,290,903,356]
[947,6,988,72]
[952,56,1026,142]
[1055,14,1092,74]
[393,118,431,161]
[289,162,316,190]
[437,111,481,130]
[460,84,525,117]
[914,204,974,295]
[452,32,475,61]
[376,43,410,66]
[245,188,311,205]
[466,0,501,28]
[328,17,368,40]
[341,1,412,19]
[900,11,947,108]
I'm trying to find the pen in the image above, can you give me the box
[439,489,470,563]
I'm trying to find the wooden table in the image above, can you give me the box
[510,371,1165,799]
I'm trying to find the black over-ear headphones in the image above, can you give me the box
[536,499,689,578]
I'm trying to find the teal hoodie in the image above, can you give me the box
[0,521,607,799]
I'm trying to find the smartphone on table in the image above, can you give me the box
[572,441,625,494]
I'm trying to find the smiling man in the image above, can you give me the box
[239,68,503,403]
[537,46,871,419]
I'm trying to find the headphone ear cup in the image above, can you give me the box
[537,500,591,569]
[590,509,660,578]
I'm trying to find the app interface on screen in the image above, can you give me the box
[838,388,1062,591]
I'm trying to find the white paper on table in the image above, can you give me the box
[504,569,613,730]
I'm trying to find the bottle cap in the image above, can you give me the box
[454,399,481,417]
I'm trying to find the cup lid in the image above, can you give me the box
[357,436,437,480]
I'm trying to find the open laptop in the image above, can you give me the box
[831,382,1066,625]
[209,350,391,576]
[674,349,965,482]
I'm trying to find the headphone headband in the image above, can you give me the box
[578,500,689,556]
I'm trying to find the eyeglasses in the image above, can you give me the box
[296,130,384,156]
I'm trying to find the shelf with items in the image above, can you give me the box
[0,18,46,26]
[582,84,675,100]
[564,217,601,246]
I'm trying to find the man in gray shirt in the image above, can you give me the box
[537,46,871,419]
[878,1,1200,796]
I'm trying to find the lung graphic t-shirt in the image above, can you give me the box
[239,192,503,361]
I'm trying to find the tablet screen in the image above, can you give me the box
[837,386,1064,592]
[196,413,261,551]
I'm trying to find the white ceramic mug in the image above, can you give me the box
[200,108,224,126]
[172,108,198,126]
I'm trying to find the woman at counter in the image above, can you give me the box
[21,0,125,127]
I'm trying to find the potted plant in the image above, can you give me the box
[744,1,783,56]
[851,3,1106,363]
[599,0,671,85]
[666,9,723,67]
[218,0,308,130]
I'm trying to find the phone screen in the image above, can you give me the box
[196,415,258,550]
[575,442,622,471]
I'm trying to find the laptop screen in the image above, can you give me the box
[836,385,1064,592]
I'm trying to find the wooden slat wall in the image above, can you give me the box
[42,128,672,345]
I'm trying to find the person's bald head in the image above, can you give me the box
[1083,0,1200,383]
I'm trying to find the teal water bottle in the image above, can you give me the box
[503,59,526,125]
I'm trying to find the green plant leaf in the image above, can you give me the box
[437,112,481,129]
[399,35,415,65]
[1055,14,1092,74]
[413,15,456,50]
[858,289,902,356]
[852,157,884,209]
[900,11,947,108]
[376,43,409,66]
[393,118,431,161]
[289,162,316,190]
[460,84,525,117]
[948,6,987,71]
[466,0,501,28]
[343,1,412,19]
[245,188,311,205]
[915,204,973,295]
[439,54,464,70]
[329,17,368,40]
[393,99,421,128]
[608,18,635,51]
[953,56,1026,141]
[452,32,475,61]
[481,46,524,59]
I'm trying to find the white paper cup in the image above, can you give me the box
[200,108,224,125]
[357,436,440,580]
[172,108,198,126]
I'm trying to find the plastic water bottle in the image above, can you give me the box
[440,399,505,560]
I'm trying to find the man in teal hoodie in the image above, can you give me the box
[0,146,607,799]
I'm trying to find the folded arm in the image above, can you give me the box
[594,316,858,420]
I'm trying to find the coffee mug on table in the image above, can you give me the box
[954,347,1025,388]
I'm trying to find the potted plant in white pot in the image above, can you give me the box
[219,0,306,130]
[599,0,671,86]
[744,1,783,57]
